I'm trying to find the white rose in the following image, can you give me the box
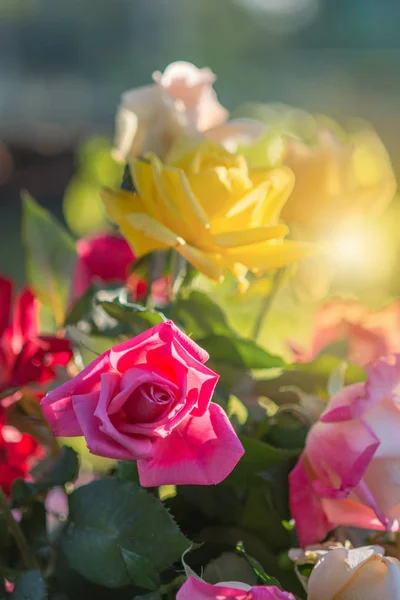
[113,61,227,161]
[308,546,400,600]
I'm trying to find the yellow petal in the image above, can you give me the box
[250,166,295,225]
[125,213,184,248]
[211,182,271,234]
[147,154,212,244]
[130,159,162,219]
[101,187,145,221]
[101,189,165,257]
[214,224,288,248]
[188,167,252,223]
[177,244,224,282]
[225,240,316,272]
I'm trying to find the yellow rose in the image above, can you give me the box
[209,112,396,235]
[102,142,314,283]
[283,128,397,234]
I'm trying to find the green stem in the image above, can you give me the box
[252,268,286,342]
[169,251,187,302]
[159,575,187,596]
[0,486,39,569]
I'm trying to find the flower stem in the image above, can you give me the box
[169,251,187,302]
[0,486,39,569]
[252,268,286,342]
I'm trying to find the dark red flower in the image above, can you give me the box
[0,277,72,397]
[0,414,42,495]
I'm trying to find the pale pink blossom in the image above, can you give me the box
[289,355,400,546]
[291,299,400,367]
[41,321,243,487]
[114,61,228,161]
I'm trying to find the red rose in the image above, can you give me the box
[0,276,72,398]
[0,414,42,495]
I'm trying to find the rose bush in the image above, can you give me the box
[290,355,400,546]
[42,321,244,486]
[177,576,295,600]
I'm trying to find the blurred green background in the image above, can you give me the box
[1,0,400,285]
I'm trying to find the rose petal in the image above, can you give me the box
[0,276,11,337]
[322,356,400,423]
[41,353,111,436]
[72,391,153,460]
[176,577,294,600]
[289,454,333,547]
[92,372,154,459]
[177,577,248,600]
[307,418,380,497]
[11,287,38,353]
[308,547,386,600]
[137,403,244,486]
[321,495,392,532]
[110,321,211,379]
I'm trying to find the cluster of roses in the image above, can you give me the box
[3,61,400,599]
[0,231,152,495]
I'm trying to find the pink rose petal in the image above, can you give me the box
[137,403,244,486]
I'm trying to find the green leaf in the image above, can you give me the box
[198,335,285,370]
[117,461,140,484]
[66,284,165,339]
[65,284,129,337]
[262,412,309,451]
[223,437,299,487]
[19,501,49,560]
[236,542,282,588]
[120,547,160,591]
[97,296,164,334]
[173,291,232,338]
[204,552,258,586]
[12,570,46,600]
[22,193,77,327]
[227,395,248,427]
[32,446,79,489]
[181,546,202,580]
[12,447,79,505]
[61,478,190,588]
[0,387,19,401]
[240,488,291,551]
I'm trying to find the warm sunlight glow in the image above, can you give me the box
[328,218,394,283]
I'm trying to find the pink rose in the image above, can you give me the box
[291,299,400,367]
[177,576,295,600]
[41,321,244,486]
[289,355,400,546]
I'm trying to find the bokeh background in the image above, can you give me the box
[1,0,400,286]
